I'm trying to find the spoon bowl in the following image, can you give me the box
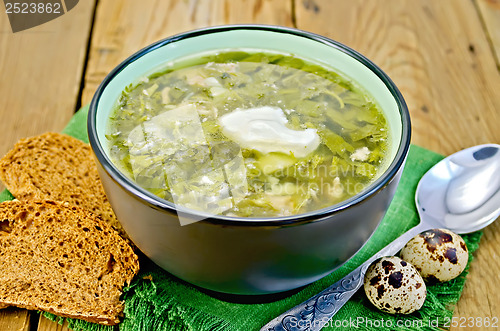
[262,144,500,331]
[417,144,500,233]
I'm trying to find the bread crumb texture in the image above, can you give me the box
[0,200,139,325]
[0,132,128,240]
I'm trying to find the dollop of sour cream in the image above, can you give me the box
[218,106,320,158]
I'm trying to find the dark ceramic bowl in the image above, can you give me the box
[88,25,411,295]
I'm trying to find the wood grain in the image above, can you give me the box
[37,316,70,331]
[476,0,500,68]
[0,0,97,191]
[80,0,293,105]
[0,308,30,331]
[296,0,500,327]
[0,1,96,330]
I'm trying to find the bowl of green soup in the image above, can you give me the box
[88,25,411,295]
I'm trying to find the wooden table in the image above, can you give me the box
[1,1,499,330]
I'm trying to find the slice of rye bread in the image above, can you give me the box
[0,132,128,240]
[0,200,139,325]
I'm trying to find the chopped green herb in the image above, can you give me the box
[106,50,389,217]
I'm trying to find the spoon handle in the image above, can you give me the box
[260,222,430,331]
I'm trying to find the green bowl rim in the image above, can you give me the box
[88,24,411,227]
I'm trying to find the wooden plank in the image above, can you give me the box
[296,0,500,155]
[296,0,500,328]
[0,308,30,331]
[0,1,97,330]
[476,0,500,68]
[454,220,500,323]
[80,0,293,105]
[37,315,70,331]
[0,0,97,193]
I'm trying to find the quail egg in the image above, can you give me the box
[400,228,468,283]
[364,256,426,314]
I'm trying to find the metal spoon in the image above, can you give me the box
[261,144,500,331]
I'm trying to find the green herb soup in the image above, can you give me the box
[106,50,389,217]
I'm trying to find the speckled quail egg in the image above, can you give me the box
[400,228,468,283]
[364,256,426,314]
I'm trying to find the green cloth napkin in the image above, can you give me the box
[1,105,482,331]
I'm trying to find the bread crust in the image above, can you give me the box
[0,200,139,325]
